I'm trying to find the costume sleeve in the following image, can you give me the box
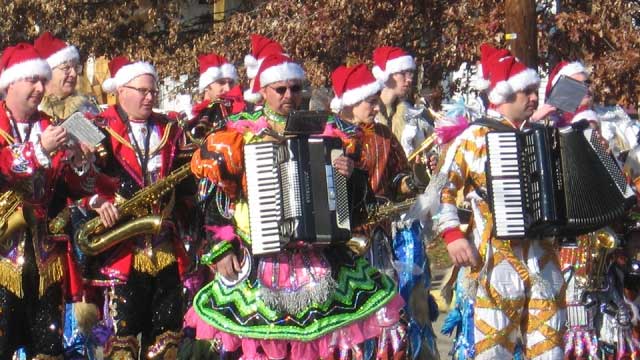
[386,127,413,199]
[436,129,474,243]
[190,129,245,200]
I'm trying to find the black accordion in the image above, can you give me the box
[244,137,352,255]
[486,123,636,240]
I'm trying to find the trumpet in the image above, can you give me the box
[407,133,437,163]
[0,191,27,243]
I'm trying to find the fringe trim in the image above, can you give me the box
[0,260,22,298]
[31,354,63,360]
[39,256,65,297]
[259,275,337,315]
[146,330,182,359]
[132,248,176,276]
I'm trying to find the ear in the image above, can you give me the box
[259,86,268,99]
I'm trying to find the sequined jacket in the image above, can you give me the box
[39,93,99,124]
[0,101,97,298]
[190,108,369,265]
[86,105,188,285]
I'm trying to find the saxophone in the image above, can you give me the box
[75,163,192,256]
[366,197,417,225]
[0,191,27,243]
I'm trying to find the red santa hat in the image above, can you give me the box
[244,34,285,80]
[243,53,305,103]
[102,56,158,93]
[330,64,382,113]
[545,60,587,97]
[476,43,540,105]
[371,46,416,83]
[33,31,80,69]
[198,53,238,92]
[0,43,51,93]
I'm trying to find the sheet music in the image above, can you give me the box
[61,112,105,147]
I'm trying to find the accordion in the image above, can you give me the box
[486,124,636,240]
[244,137,352,255]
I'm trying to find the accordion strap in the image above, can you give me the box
[473,117,519,132]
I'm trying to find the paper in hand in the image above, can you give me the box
[546,75,589,113]
[61,112,105,148]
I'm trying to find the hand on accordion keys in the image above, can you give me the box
[332,155,354,177]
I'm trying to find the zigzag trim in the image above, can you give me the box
[193,257,397,341]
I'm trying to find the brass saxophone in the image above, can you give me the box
[366,197,417,225]
[75,163,192,256]
[0,191,27,243]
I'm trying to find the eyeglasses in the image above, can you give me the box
[269,84,302,95]
[123,86,159,98]
[56,62,83,75]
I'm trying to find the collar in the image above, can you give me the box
[263,106,287,123]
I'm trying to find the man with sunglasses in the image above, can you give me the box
[0,42,98,359]
[34,32,99,123]
[83,56,187,359]
[186,54,403,359]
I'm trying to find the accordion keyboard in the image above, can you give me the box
[244,142,285,254]
[486,132,527,238]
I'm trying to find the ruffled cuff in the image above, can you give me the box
[33,137,51,168]
[442,227,465,244]
[201,241,233,265]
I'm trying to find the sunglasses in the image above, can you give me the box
[269,84,302,95]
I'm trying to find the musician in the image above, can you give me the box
[187,54,405,359]
[330,63,438,357]
[33,31,103,360]
[33,32,99,123]
[85,56,186,359]
[372,46,433,157]
[437,44,566,359]
[0,43,96,359]
[531,60,596,126]
[242,34,285,104]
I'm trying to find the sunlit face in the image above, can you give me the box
[259,79,303,116]
[499,84,539,123]
[47,60,81,98]
[345,94,380,125]
[204,78,234,101]
[7,76,47,113]
[385,70,414,98]
[117,74,157,120]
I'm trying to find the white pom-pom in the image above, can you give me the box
[244,54,259,79]
[244,89,262,103]
[371,66,388,83]
[102,78,116,93]
[329,97,343,113]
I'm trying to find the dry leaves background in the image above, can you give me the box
[0,0,638,105]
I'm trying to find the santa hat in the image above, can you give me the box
[198,53,238,92]
[244,34,285,79]
[0,43,51,93]
[330,64,382,113]
[371,46,416,83]
[243,53,305,103]
[33,31,80,69]
[545,61,587,97]
[477,43,540,105]
[102,56,158,93]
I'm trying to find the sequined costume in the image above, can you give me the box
[376,99,433,157]
[39,93,100,124]
[436,113,567,359]
[334,118,439,358]
[0,101,97,359]
[186,107,405,360]
[84,105,187,359]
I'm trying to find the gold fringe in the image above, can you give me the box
[0,260,22,298]
[39,255,65,297]
[32,354,63,360]
[132,247,176,277]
